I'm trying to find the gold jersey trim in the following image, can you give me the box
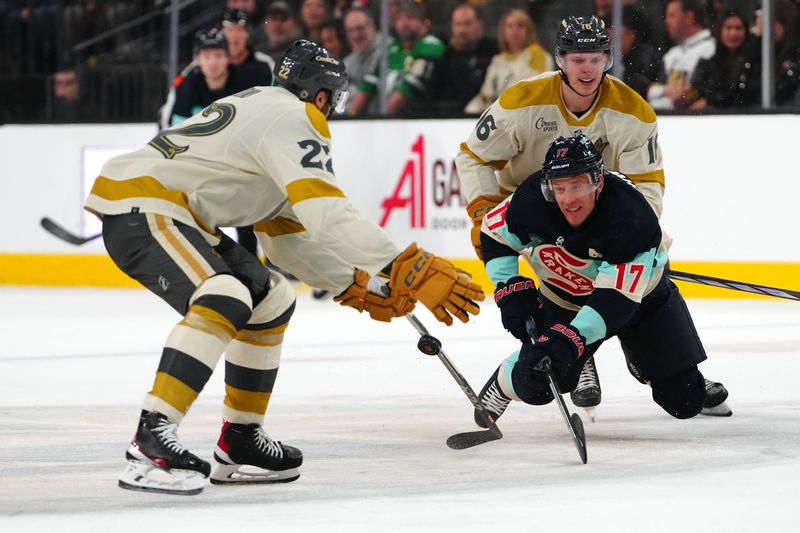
[627,169,666,187]
[305,102,331,139]
[254,217,306,237]
[89,175,216,234]
[286,177,345,205]
[459,142,508,171]
[499,73,656,127]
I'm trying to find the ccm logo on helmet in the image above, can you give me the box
[550,323,585,357]
[315,55,340,65]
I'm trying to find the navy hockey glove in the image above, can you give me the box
[527,324,587,387]
[494,276,540,341]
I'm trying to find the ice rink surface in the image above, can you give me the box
[1,286,799,532]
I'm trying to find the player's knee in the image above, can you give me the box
[189,274,254,332]
[248,270,296,327]
[651,366,705,419]
[511,346,554,405]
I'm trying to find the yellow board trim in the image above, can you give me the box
[2,254,799,299]
[286,178,345,205]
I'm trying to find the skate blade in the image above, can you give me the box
[210,463,301,485]
[582,407,596,423]
[700,401,732,417]
[118,460,207,495]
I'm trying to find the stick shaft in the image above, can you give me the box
[668,270,800,302]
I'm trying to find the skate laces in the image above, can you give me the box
[575,359,598,392]
[253,426,284,459]
[483,380,511,415]
[704,379,716,391]
[152,418,187,455]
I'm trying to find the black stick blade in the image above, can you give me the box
[570,413,588,464]
[446,429,502,450]
[40,217,100,245]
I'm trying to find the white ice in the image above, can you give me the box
[1,286,799,532]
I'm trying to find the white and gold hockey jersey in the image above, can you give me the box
[85,86,399,292]
[456,71,666,217]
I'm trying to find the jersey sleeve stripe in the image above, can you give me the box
[253,217,306,237]
[88,175,216,234]
[286,178,346,205]
[459,142,508,170]
[627,169,665,186]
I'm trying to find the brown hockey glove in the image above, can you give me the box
[388,243,485,326]
[466,194,508,260]
[334,269,416,322]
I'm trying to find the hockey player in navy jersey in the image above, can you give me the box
[473,132,725,426]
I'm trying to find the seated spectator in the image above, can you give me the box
[772,0,800,105]
[614,6,663,99]
[226,0,268,53]
[342,7,384,115]
[319,18,350,59]
[263,1,302,63]
[222,8,275,70]
[464,8,553,113]
[690,10,760,109]
[50,67,85,121]
[435,3,498,114]
[159,11,273,130]
[168,27,269,125]
[648,0,715,109]
[300,0,333,43]
[349,0,445,116]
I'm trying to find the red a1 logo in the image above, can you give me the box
[380,135,425,228]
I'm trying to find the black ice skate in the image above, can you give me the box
[571,358,601,421]
[474,366,512,428]
[211,422,303,484]
[118,410,211,496]
[700,379,732,417]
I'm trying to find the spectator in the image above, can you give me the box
[226,0,268,53]
[772,0,800,105]
[647,0,715,109]
[349,0,445,116]
[342,7,384,115]
[614,6,663,99]
[319,18,350,59]
[263,1,302,63]
[49,67,85,121]
[464,8,553,114]
[690,10,760,109]
[300,0,333,44]
[222,9,275,71]
[435,3,498,114]
[159,10,273,131]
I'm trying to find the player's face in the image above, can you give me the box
[561,52,606,94]
[197,48,229,80]
[551,174,601,228]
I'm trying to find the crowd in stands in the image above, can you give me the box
[1,0,799,123]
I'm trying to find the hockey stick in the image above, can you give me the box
[526,319,588,464]
[668,269,800,302]
[40,217,101,245]
[401,313,504,450]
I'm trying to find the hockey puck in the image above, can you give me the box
[417,335,441,356]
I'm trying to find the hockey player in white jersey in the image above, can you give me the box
[85,39,484,495]
[455,15,729,416]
